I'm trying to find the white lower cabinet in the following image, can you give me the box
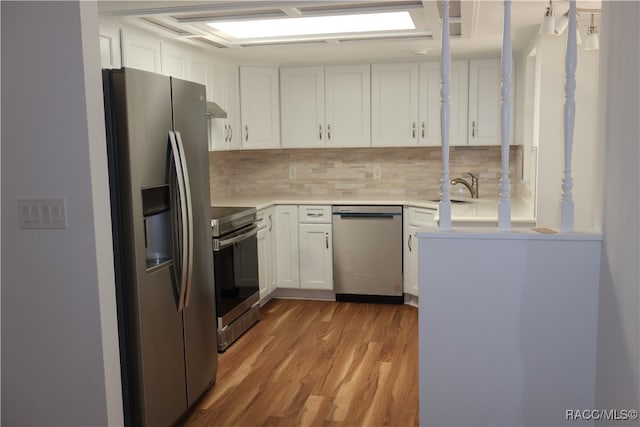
[404,223,420,297]
[257,207,277,303]
[275,205,333,291]
[403,206,438,297]
[275,205,300,288]
[298,223,333,290]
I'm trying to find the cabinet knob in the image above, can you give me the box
[245,125,249,141]
[421,121,425,138]
[472,121,476,138]
[319,124,323,140]
[412,122,416,138]
[327,124,331,140]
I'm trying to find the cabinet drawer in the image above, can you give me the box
[408,206,437,227]
[298,205,332,223]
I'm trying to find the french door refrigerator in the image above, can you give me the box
[103,68,217,426]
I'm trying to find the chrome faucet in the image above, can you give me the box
[450,172,479,198]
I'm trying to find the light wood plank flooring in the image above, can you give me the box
[180,298,418,427]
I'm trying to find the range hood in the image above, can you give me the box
[206,102,227,119]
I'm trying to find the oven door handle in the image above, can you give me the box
[213,224,258,251]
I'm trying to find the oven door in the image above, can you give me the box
[212,224,259,329]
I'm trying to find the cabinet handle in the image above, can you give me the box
[408,234,412,252]
[421,121,425,138]
[244,125,249,141]
[325,233,329,249]
[224,125,229,142]
[319,124,323,140]
[268,215,273,232]
[229,125,233,142]
[472,121,476,138]
[412,122,416,138]
[307,212,323,217]
[327,124,331,140]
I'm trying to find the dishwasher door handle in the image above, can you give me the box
[336,212,400,219]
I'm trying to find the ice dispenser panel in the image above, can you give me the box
[142,185,172,271]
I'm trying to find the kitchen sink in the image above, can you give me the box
[428,198,472,204]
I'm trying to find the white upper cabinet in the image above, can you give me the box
[419,60,469,146]
[210,58,241,151]
[120,28,161,74]
[280,67,325,148]
[468,58,501,146]
[371,63,420,147]
[240,66,280,149]
[98,21,121,69]
[160,41,188,79]
[281,65,371,149]
[325,64,371,148]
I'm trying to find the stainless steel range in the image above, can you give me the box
[211,206,260,351]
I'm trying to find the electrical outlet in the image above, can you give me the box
[373,164,382,179]
[289,165,297,179]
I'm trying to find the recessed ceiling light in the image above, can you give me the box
[207,11,415,39]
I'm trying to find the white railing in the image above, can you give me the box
[561,0,577,232]
[438,0,577,232]
[498,0,512,231]
[438,0,452,231]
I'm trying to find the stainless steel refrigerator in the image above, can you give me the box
[103,68,217,426]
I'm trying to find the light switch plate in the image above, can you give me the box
[18,198,67,229]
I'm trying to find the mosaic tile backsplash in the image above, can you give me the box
[209,146,525,202]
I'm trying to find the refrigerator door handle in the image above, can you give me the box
[175,131,194,309]
[169,131,189,312]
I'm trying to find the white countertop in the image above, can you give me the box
[212,193,536,225]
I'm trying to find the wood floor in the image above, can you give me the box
[180,298,419,427]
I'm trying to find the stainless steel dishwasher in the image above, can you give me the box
[332,205,403,303]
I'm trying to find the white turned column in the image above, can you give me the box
[439,0,452,231]
[561,0,577,232]
[498,0,512,231]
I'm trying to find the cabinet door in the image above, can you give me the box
[281,67,325,148]
[210,60,241,151]
[419,60,469,146]
[266,210,278,294]
[403,224,419,297]
[298,223,333,290]
[120,28,161,73]
[371,63,419,147]
[188,50,210,95]
[325,64,371,148]
[468,59,500,146]
[98,20,121,69]
[257,227,269,301]
[240,66,280,149]
[275,205,299,288]
[160,41,188,79]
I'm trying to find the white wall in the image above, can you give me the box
[594,1,640,421]
[418,231,602,426]
[1,1,122,425]
[535,32,599,231]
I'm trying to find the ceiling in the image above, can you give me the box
[98,0,601,65]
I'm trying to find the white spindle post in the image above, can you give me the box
[439,0,452,231]
[498,0,512,231]
[561,0,577,232]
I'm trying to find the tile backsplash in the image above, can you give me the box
[209,146,525,202]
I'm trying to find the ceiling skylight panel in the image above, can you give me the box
[207,11,415,39]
